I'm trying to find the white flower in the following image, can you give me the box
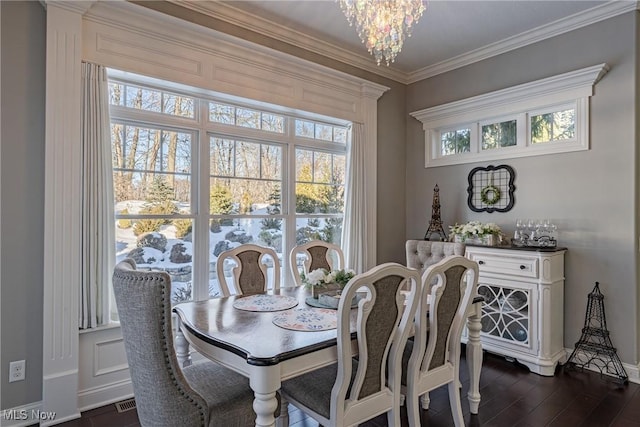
[302,268,356,288]
[306,268,327,286]
[449,221,502,239]
[325,271,337,284]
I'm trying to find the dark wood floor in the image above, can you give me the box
[57,351,640,427]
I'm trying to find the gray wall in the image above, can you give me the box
[376,81,407,265]
[0,1,46,409]
[406,12,638,365]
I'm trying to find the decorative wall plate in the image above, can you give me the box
[467,165,515,213]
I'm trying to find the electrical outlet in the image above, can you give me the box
[9,360,25,382]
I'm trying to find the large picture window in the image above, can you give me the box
[110,75,349,304]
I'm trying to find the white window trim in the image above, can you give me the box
[411,63,609,168]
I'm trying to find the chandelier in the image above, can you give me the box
[338,0,426,66]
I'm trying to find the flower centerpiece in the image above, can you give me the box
[449,221,502,246]
[302,268,356,299]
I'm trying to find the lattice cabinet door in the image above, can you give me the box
[478,280,536,352]
[463,246,566,376]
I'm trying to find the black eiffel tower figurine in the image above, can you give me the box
[564,282,628,384]
[424,184,448,241]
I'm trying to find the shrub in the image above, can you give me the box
[117,208,132,229]
[173,219,192,239]
[133,219,164,236]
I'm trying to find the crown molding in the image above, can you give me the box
[406,1,637,83]
[410,63,609,125]
[165,0,407,84]
[165,1,637,86]
[43,0,97,15]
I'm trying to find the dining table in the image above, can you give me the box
[173,286,484,427]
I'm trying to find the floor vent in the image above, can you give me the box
[115,398,137,413]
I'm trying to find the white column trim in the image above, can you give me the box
[42,3,90,424]
[361,83,387,269]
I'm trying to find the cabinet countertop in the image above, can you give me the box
[465,244,567,253]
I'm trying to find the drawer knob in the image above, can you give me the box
[478,260,485,265]
[520,265,526,270]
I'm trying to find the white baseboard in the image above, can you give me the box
[1,402,46,427]
[41,371,81,426]
[78,378,134,412]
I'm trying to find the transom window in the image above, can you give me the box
[109,76,349,303]
[411,64,608,167]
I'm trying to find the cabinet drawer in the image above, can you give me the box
[467,251,538,279]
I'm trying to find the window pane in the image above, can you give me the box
[163,94,195,118]
[332,154,346,185]
[314,152,332,184]
[334,127,348,143]
[262,113,284,133]
[209,102,235,124]
[210,177,280,215]
[441,129,470,155]
[295,120,314,138]
[531,108,575,144]
[125,86,161,112]
[115,216,195,303]
[235,141,261,178]
[109,82,124,106]
[122,126,162,171]
[482,120,516,150]
[315,123,333,141]
[160,131,192,173]
[210,138,235,177]
[261,144,282,180]
[236,108,260,129]
[295,217,342,246]
[296,149,313,181]
[295,183,344,214]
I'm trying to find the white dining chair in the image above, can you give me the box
[216,243,281,296]
[279,262,420,427]
[289,240,345,286]
[402,255,479,427]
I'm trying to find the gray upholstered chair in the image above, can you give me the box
[406,240,466,276]
[216,244,281,296]
[279,263,420,427]
[289,240,345,286]
[113,258,275,427]
[402,255,479,427]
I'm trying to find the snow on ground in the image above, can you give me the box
[115,200,323,302]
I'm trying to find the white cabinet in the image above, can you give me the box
[463,245,566,376]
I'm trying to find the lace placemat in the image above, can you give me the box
[272,308,337,331]
[232,294,299,312]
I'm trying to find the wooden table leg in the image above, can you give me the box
[249,364,281,427]
[466,301,483,414]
